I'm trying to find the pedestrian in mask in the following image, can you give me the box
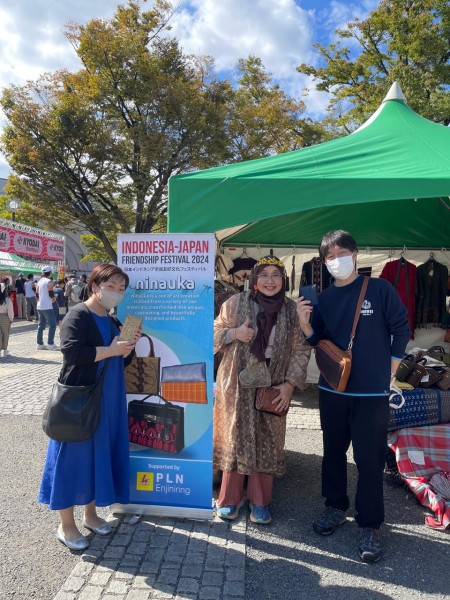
[38,264,141,550]
[296,230,410,563]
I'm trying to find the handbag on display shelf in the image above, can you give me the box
[254,386,288,417]
[420,367,443,389]
[405,361,428,388]
[315,277,369,392]
[436,368,450,391]
[125,334,160,395]
[160,362,207,404]
[128,395,184,454]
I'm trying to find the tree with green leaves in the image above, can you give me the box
[227,56,326,161]
[1,1,230,261]
[298,0,450,132]
[1,1,326,261]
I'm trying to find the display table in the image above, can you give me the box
[388,388,450,432]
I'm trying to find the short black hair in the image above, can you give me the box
[319,230,358,261]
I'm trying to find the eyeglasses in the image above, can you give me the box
[257,273,283,281]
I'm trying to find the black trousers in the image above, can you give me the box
[319,389,389,529]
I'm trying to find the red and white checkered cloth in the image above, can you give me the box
[388,423,450,530]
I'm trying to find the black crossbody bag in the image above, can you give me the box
[42,316,114,442]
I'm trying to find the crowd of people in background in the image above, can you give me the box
[0,268,90,357]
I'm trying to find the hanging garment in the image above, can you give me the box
[228,256,257,290]
[299,257,334,294]
[415,258,448,328]
[380,258,417,339]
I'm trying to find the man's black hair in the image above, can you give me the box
[319,230,358,261]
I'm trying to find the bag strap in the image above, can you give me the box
[347,276,369,351]
[140,333,155,357]
[97,315,116,381]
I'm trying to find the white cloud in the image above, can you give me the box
[171,0,316,79]
[0,0,376,177]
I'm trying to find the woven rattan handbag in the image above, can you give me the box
[436,368,450,391]
[394,355,416,382]
[420,367,443,389]
[405,362,427,388]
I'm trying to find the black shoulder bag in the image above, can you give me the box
[42,316,115,442]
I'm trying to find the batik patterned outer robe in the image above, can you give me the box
[214,291,310,477]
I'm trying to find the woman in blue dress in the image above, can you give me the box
[39,264,140,550]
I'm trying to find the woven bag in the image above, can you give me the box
[426,345,450,366]
[436,368,450,391]
[395,356,416,382]
[405,362,427,388]
[420,367,443,389]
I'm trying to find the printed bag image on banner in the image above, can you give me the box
[128,396,184,454]
[161,362,207,404]
[125,334,161,395]
[115,233,215,520]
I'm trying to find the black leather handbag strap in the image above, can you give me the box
[95,315,116,382]
[348,276,369,351]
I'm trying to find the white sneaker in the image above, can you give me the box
[47,343,60,350]
[37,344,47,350]
[3,350,10,357]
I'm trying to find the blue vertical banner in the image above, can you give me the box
[114,234,215,519]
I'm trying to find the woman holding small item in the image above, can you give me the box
[214,256,310,524]
[39,264,140,550]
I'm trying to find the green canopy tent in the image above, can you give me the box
[0,252,45,276]
[168,83,450,249]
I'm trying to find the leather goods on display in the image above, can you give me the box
[239,354,271,388]
[405,362,427,388]
[125,333,160,395]
[42,358,111,442]
[254,386,288,417]
[395,355,416,382]
[161,362,207,404]
[436,368,450,391]
[128,395,184,453]
[315,276,369,392]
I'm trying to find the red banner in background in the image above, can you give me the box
[0,225,64,261]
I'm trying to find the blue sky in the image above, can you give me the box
[0,0,378,178]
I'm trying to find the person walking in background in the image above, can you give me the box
[38,263,140,550]
[64,272,82,311]
[77,274,89,302]
[214,256,310,525]
[25,274,38,322]
[0,283,14,357]
[36,266,59,351]
[14,273,26,319]
[297,230,410,563]
[52,279,67,327]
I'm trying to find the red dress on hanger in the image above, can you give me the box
[379,258,417,339]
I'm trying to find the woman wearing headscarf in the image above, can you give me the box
[214,256,310,524]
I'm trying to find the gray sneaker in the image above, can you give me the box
[313,506,347,536]
[358,527,382,563]
[36,344,47,350]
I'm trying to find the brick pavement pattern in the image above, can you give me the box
[3,320,319,600]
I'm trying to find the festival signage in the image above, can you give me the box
[115,233,215,519]
[0,223,65,261]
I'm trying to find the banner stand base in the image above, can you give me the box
[111,503,214,521]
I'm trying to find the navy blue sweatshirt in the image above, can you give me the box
[307,275,410,395]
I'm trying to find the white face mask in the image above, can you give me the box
[326,255,355,280]
[97,289,124,310]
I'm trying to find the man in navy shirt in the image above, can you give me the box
[297,230,410,563]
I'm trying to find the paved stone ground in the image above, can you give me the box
[1,320,449,600]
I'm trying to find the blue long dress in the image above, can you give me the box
[38,313,129,509]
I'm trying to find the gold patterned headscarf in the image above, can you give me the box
[249,256,287,361]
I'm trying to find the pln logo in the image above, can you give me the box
[136,472,154,491]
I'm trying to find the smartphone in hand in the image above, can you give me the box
[300,284,318,307]
[118,315,143,343]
